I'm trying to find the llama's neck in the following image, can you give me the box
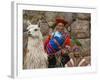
[27,36,41,49]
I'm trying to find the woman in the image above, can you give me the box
[44,18,71,68]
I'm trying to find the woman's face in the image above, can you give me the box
[56,23,64,32]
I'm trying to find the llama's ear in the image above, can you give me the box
[27,20,32,30]
[27,25,32,31]
[27,20,31,26]
[37,22,40,28]
[27,26,30,30]
[38,26,40,30]
[37,19,41,27]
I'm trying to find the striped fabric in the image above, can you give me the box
[45,32,70,55]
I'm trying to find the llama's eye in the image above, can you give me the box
[34,29,38,31]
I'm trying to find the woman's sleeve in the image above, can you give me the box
[44,35,51,50]
[65,35,71,46]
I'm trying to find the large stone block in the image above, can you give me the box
[71,19,90,38]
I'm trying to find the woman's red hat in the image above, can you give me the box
[55,18,68,26]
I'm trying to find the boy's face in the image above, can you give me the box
[74,51,80,58]
[56,23,64,33]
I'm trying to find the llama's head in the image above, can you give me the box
[27,24,43,40]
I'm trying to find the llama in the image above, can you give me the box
[23,24,48,69]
